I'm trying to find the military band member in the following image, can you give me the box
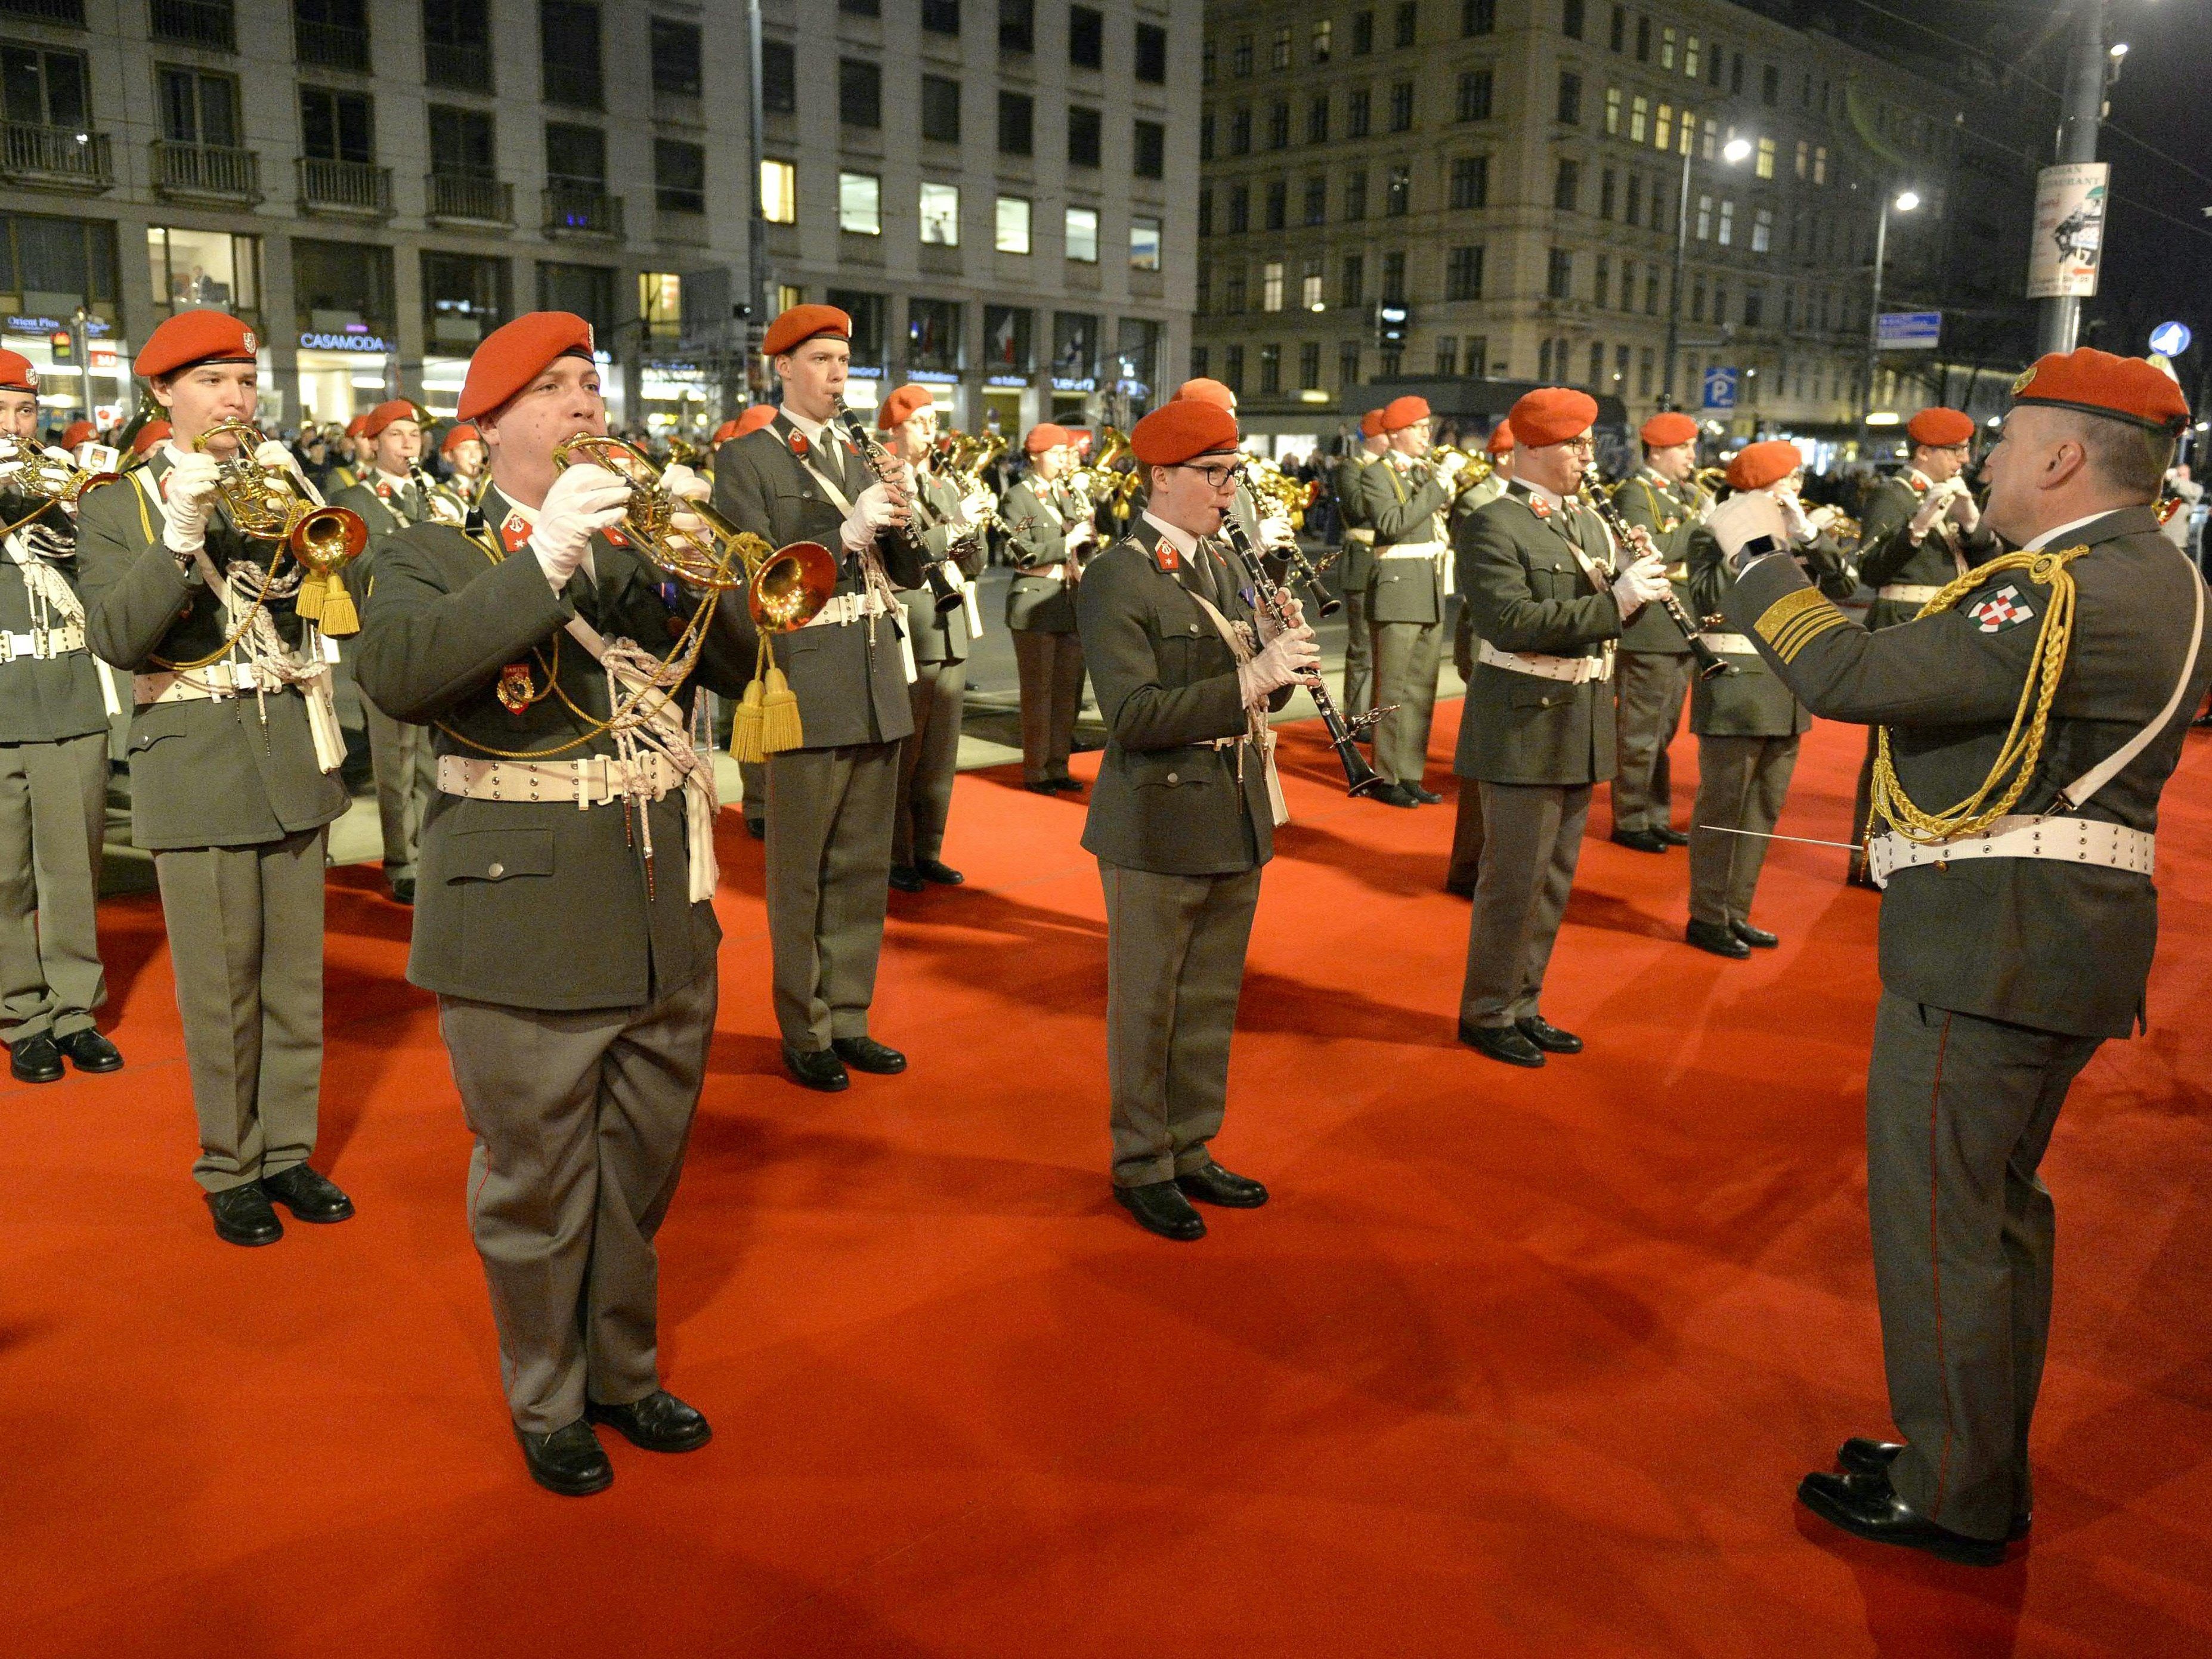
[335,400,438,903]
[1170,377,1291,556]
[77,311,354,1246]
[0,350,124,1085]
[714,401,779,839]
[1682,442,1854,957]
[1003,423,1097,793]
[1847,407,1994,882]
[1076,398,1314,1241]
[440,420,487,503]
[714,305,924,1092]
[1445,422,1515,897]
[329,413,368,493]
[1357,396,1470,808]
[877,383,988,892]
[1453,388,1670,1068]
[1334,409,1388,723]
[1704,350,2211,1565]
[57,419,95,454]
[356,312,757,1496]
[1609,411,1709,852]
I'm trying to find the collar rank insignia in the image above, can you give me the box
[1966,585,2035,633]
[375,480,392,501]
[1153,541,1181,572]
[788,430,810,459]
[497,509,532,555]
[1528,494,1553,520]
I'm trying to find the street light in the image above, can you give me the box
[1860,187,1921,436]
[1662,123,1755,410]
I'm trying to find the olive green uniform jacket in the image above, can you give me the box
[1855,472,2000,630]
[1354,454,1455,625]
[1611,470,1706,655]
[1002,475,1093,633]
[1687,523,1854,737]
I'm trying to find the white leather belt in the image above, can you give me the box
[1021,564,1069,582]
[1344,528,1375,544]
[1700,632,1759,656]
[0,622,85,663]
[436,751,682,808]
[803,589,895,629]
[134,663,304,705]
[1477,637,1614,683]
[1867,814,2155,889]
[1878,583,1943,605]
[1378,540,1447,559]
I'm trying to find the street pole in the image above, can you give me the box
[2039,0,2107,355]
[1662,143,1693,410]
[744,0,770,410]
[1861,196,1889,434]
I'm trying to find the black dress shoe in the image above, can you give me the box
[1115,1180,1206,1240]
[1443,881,1475,898]
[1686,918,1753,959]
[1047,775,1085,793]
[515,1420,613,1496]
[1730,920,1780,949]
[887,865,926,893]
[1610,827,1670,853]
[261,1163,355,1223]
[1654,826,1691,847]
[745,817,765,841]
[915,858,964,886]
[1022,780,1059,795]
[832,1035,907,1074]
[206,1182,283,1246]
[1175,1160,1269,1207]
[1071,736,1104,753]
[1458,1019,1546,1068]
[55,1028,123,1073]
[782,1043,850,1091]
[9,1032,63,1084]
[1409,784,1443,804]
[1836,1439,2030,1539]
[587,1389,712,1452]
[1515,1014,1583,1054]
[390,876,416,905]
[1798,1469,2007,1566]
[1369,781,1421,808]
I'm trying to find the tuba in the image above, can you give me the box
[193,418,369,632]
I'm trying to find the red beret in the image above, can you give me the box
[1175,377,1237,411]
[345,414,368,438]
[459,311,595,420]
[439,421,481,456]
[1379,395,1431,433]
[60,420,94,450]
[877,383,935,430]
[358,399,419,441]
[1641,411,1699,448]
[0,350,36,394]
[1486,420,1517,456]
[2009,348,2191,435]
[132,419,172,455]
[1725,440,1803,492]
[727,404,778,441]
[1132,399,1240,466]
[1508,387,1599,448]
[1025,422,1073,455]
[134,311,258,379]
[1904,407,1976,448]
[762,304,852,358]
[1358,408,1386,438]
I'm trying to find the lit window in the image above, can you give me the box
[1660,26,1675,69]
[1696,193,1711,239]
[1604,86,1620,134]
[1130,216,1161,268]
[838,171,880,234]
[1301,270,1325,309]
[997,194,1032,253]
[1718,199,1734,245]
[1311,18,1331,61]
[1262,261,1284,311]
[1629,94,1647,143]
[920,180,961,244]
[1755,136,1775,179]
[1684,34,1699,78]
[1795,139,1808,178]
[1065,205,1099,261]
[1813,145,1827,184]
[1655,102,1671,150]
[1752,206,1773,253]
[760,158,796,223]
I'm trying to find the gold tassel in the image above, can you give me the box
[760,662,805,754]
[731,679,766,763]
[295,570,330,624]
[315,572,361,637]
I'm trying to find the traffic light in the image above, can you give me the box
[48,330,72,363]
[1374,302,1410,350]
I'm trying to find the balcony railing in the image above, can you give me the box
[1,124,113,190]
[152,140,259,200]
[297,154,391,216]
[0,0,86,23]
[150,0,234,49]
[426,171,512,225]
[543,183,620,239]
[295,18,370,72]
[425,39,492,91]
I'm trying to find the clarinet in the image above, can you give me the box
[831,397,933,587]
[900,474,976,616]
[1217,512,1390,798]
[1579,484,1735,681]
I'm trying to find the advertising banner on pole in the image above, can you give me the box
[2027,163,2109,299]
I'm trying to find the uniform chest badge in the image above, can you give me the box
[375,481,392,501]
[496,663,536,713]
[1966,586,2035,633]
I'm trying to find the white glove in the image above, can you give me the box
[960,489,994,525]
[660,461,709,502]
[1257,513,1297,552]
[1433,450,1468,478]
[1066,519,1100,555]
[253,438,304,483]
[1258,592,1308,642]
[1908,479,1960,538]
[1807,503,1840,533]
[1776,489,1818,546]
[1610,550,1672,618]
[1236,624,1320,706]
[1705,490,1792,571]
[531,462,629,590]
[840,479,908,553]
[162,452,223,555]
[1947,485,1981,533]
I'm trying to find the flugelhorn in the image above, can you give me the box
[0,435,119,507]
[193,418,369,632]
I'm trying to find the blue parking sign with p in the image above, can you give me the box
[1702,367,1738,410]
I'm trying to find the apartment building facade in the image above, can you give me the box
[1195,0,2006,456]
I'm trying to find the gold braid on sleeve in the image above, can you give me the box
[1869,544,2090,845]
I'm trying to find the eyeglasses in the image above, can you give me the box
[1557,436,1597,456]
[1174,462,1240,490]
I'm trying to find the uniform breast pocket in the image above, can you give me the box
[1130,752,1211,790]
[1527,555,1578,596]
[1506,677,1570,711]
[442,827,555,885]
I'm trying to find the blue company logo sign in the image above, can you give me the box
[1876,311,1942,349]
[2149,321,2193,357]
[1701,366,1738,410]
[299,331,391,353]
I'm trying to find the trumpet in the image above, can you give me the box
[1694,466,1728,495]
[1426,445,1497,503]
[192,419,369,634]
[552,432,836,630]
[0,435,119,509]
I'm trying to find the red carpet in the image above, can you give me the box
[5,707,2210,1657]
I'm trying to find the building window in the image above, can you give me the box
[1445,244,1481,299]
[298,235,396,339]
[424,251,509,349]
[1130,216,1161,269]
[1635,13,1649,60]
[839,171,880,234]
[1301,259,1324,308]
[1755,135,1775,179]
[919,179,960,244]
[908,296,961,370]
[1341,253,1363,305]
[1257,343,1279,395]
[1133,119,1165,179]
[1197,187,1211,236]
[1562,0,1584,37]
[1629,94,1646,143]
[1694,193,1710,240]
[996,194,1031,252]
[1644,268,1659,312]
[1228,184,1248,231]
[842,0,881,14]
[760,41,797,112]
[1744,287,1764,327]
[654,139,704,212]
[1069,4,1103,67]
[921,0,959,35]
[1593,253,1608,305]
[1343,168,1366,219]
[1461,0,1493,36]
[1691,281,1704,323]
[1625,171,1642,224]
[1068,105,1101,168]
[999,0,1032,51]
[1814,145,1827,185]
[998,89,1032,154]
[649,17,701,96]
[1303,174,1326,225]
[1586,340,1604,385]
[1222,268,1245,312]
[1386,165,1410,214]
[300,87,373,163]
[1684,33,1700,79]
[1064,205,1099,261]
[1262,261,1284,312]
[1312,18,1332,61]
[1221,343,1243,395]
[1393,1,1416,48]
[1654,102,1671,151]
[1604,86,1620,134]
[1229,106,1251,153]
[1557,70,1580,125]
[1598,167,1615,218]
[1339,339,1360,386]
[921,75,961,143]
[1347,88,1370,137]
[1270,24,1291,70]
[545,120,604,185]
[1753,207,1773,253]
[1449,154,1487,209]
[1268,101,1290,148]
[1388,81,1413,131]
[1382,250,1406,302]
[1298,339,1321,389]
[539,0,602,109]
[1717,199,1734,246]
[1554,158,1579,211]
[423,0,491,91]
[1308,94,1329,143]
[1230,30,1253,74]
[1190,343,1208,377]
[983,304,1033,372]
[149,226,259,318]
[1136,20,1166,82]
[759,157,796,222]
[1616,257,1631,308]
[840,59,880,127]
[1546,246,1571,298]
[1457,70,1492,122]
[160,66,241,150]
[1264,179,1286,230]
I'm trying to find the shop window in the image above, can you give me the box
[826,288,886,359]
[638,271,680,341]
[908,296,962,370]
[1053,311,1097,380]
[295,236,395,336]
[984,304,1032,372]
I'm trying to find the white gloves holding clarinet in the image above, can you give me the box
[1908,477,1969,539]
[1610,549,1672,619]
[1237,621,1320,707]
[840,481,908,553]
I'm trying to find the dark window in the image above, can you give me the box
[839,59,879,126]
[1067,104,1100,167]
[1762,63,1777,104]
[539,0,601,108]
[1388,81,1412,130]
[998,89,1032,153]
[422,250,508,343]
[299,86,372,162]
[295,236,393,335]
[1553,157,1578,210]
[1343,168,1365,219]
[0,213,117,317]
[1267,101,1289,148]
[1385,164,1409,214]
[1608,3,1623,51]
[1134,119,1164,179]
[1561,0,1583,39]
[1259,342,1279,395]
[1347,88,1369,137]
[654,138,704,212]
[1382,250,1404,301]
[1625,170,1642,224]
[1199,112,1212,160]
[841,0,878,13]
[427,105,494,175]
[1342,254,1364,306]
[1197,187,1211,234]
[1230,32,1250,73]
[1445,244,1482,299]
[1229,106,1250,153]
[1635,14,1648,60]
[1393,1,1415,48]
[1227,183,1248,232]
[422,0,491,89]
[998,0,1032,52]
[1744,289,1764,327]
[921,0,958,34]
[1557,70,1580,124]
[1300,340,1320,388]
[1307,94,1328,143]
[1069,4,1103,67]
[650,18,700,95]
[825,288,885,359]
[1351,10,1372,53]
[1264,179,1286,229]
[151,0,239,51]
[762,42,797,113]
[1135,20,1166,82]
[983,303,1034,371]
[921,74,960,143]
[1449,154,1486,208]
[1339,339,1360,388]
[158,67,239,147]
[909,297,963,370]
[536,259,611,336]
[1461,0,1493,36]
[544,120,604,185]
[1303,174,1325,224]
[1456,70,1490,120]
[1221,343,1242,395]
[1546,246,1571,298]
[295,0,371,73]
[1190,344,1208,377]
[1598,167,1614,218]
[1730,51,1743,94]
